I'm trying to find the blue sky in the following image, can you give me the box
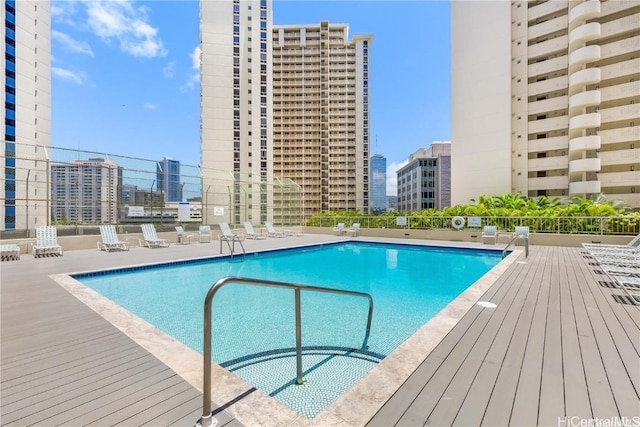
[51,0,451,194]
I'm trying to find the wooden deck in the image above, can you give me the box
[1,237,638,426]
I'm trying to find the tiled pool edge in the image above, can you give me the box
[51,242,522,427]
[312,248,522,426]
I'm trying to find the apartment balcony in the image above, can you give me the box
[599,148,640,167]
[528,35,568,60]
[569,68,600,96]
[528,75,568,97]
[568,45,600,74]
[529,0,567,22]
[528,15,568,40]
[600,82,640,102]
[528,95,569,115]
[528,135,569,152]
[599,127,640,146]
[568,0,600,28]
[600,35,640,61]
[528,155,569,172]
[600,104,640,124]
[527,115,569,134]
[598,171,640,187]
[569,113,600,134]
[569,157,600,176]
[569,22,600,50]
[600,13,640,39]
[528,55,568,78]
[569,135,601,157]
[569,180,601,195]
[568,90,600,116]
[601,0,638,17]
[528,175,569,191]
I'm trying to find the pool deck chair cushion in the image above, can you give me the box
[32,226,63,258]
[347,223,360,237]
[139,224,169,248]
[481,226,498,244]
[243,222,267,239]
[1,244,20,261]
[264,221,286,238]
[198,225,213,243]
[175,226,194,244]
[97,225,130,252]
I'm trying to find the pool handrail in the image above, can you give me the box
[198,276,374,427]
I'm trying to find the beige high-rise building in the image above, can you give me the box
[272,22,372,218]
[1,0,51,231]
[200,0,273,226]
[451,1,639,207]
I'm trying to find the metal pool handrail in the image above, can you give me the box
[197,276,374,427]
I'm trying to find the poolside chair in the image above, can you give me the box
[243,222,267,239]
[283,226,304,237]
[583,233,640,252]
[97,225,130,252]
[175,226,194,244]
[333,223,346,236]
[139,223,169,248]
[481,225,498,244]
[513,226,530,243]
[264,221,286,238]
[218,222,244,242]
[0,244,20,261]
[347,223,361,237]
[32,226,63,258]
[198,225,213,243]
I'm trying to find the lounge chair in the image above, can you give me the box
[139,223,169,248]
[218,222,244,242]
[264,221,286,238]
[32,226,63,258]
[513,226,529,243]
[583,233,640,252]
[333,223,346,236]
[243,222,267,239]
[97,225,130,252]
[481,225,498,244]
[175,226,194,244]
[347,223,361,237]
[1,244,20,261]
[198,225,213,243]
[283,226,304,237]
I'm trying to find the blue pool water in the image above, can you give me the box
[75,242,502,418]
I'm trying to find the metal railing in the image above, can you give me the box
[219,235,245,259]
[198,276,374,427]
[503,235,529,259]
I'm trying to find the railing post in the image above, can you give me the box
[295,288,303,385]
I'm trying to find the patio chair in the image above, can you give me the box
[97,225,130,252]
[333,223,346,236]
[175,226,194,244]
[264,221,286,238]
[513,226,529,243]
[198,225,213,243]
[139,223,169,248]
[583,233,640,252]
[32,226,63,258]
[1,244,20,261]
[347,223,361,237]
[243,222,267,239]
[283,226,304,237]
[481,225,498,244]
[218,222,245,242]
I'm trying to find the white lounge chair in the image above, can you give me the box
[243,222,267,239]
[175,226,194,244]
[583,233,640,252]
[1,244,20,260]
[264,221,286,238]
[198,225,213,243]
[32,226,63,258]
[218,222,244,242]
[283,226,304,237]
[513,226,529,243]
[347,223,360,237]
[97,225,130,252]
[333,223,346,236]
[481,226,498,244]
[139,223,169,248]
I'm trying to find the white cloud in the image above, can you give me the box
[185,45,201,89]
[386,160,408,196]
[143,103,157,110]
[86,1,167,58]
[51,1,80,27]
[163,61,175,78]
[52,30,94,56]
[52,67,85,85]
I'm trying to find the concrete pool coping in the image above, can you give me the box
[51,239,522,426]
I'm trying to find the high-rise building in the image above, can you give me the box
[397,142,451,212]
[200,0,273,225]
[157,157,181,202]
[1,0,51,230]
[451,1,639,207]
[51,158,121,224]
[370,154,387,214]
[272,22,372,218]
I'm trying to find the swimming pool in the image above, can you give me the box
[74,241,503,418]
